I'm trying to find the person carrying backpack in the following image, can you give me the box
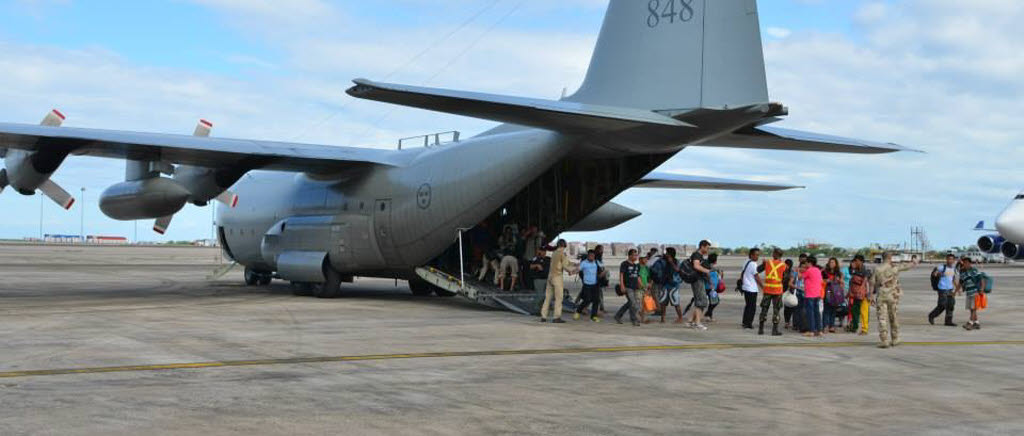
[739,248,764,330]
[958,256,987,331]
[685,240,714,331]
[928,254,959,327]
[656,247,684,324]
[847,255,873,335]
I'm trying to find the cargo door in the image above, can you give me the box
[373,199,403,266]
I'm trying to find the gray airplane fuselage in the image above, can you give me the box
[219,129,592,279]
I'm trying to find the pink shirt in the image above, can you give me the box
[802,266,823,299]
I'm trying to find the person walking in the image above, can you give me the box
[784,254,808,331]
[801,257,824,337]
[574,250,602,322]
[871,253,918,348]
[686,240,713,331]
[704,253,722,323]
[614,249,643,326]
[739,248,763,330]
[958,256,987,331]
[822,258,845,333]
[655,247,684,324]
[928,254,959,327]
[540,239,577,324]
[758,248,786,336]
[846,255,873,335]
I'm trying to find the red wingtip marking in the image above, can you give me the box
[52,109,66,120]
[200,119,213,127]
[64,198,75,210]
[231,196,238,208]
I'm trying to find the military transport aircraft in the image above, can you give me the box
[0,0,914,298]
[976,191,1024,261]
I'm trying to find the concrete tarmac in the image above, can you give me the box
[1,245,1022,435]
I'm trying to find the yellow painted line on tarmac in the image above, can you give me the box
[2,340,1022,379]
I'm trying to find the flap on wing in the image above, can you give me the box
[346,79,694,133]
[0,123,407,173]
[634,172,803,191]
[697,125,920,154]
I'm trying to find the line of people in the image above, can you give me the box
[535,240,992,349]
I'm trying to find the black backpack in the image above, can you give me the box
[678,257,699,284]
[930,266,943,291]
[651,258,667,284]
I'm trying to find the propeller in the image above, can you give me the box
[151,119,238,234]
[0,109,76,209]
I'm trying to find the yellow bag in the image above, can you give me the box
[643,294,657,313]
[975,293,988,311]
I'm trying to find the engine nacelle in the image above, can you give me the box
[174,165,244,206]
[3,149,69,195]
[1000,242,1024,260]
[99,177,190,221]
[977,234,1004,254]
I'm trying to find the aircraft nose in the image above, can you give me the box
[996,202,1024,242]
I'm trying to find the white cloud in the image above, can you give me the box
[765,27,792,39]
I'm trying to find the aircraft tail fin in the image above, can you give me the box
[975,220,986,230]
[566,0,768,111]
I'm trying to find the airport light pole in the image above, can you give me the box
[80,187,85,243]
[39,195,43,240]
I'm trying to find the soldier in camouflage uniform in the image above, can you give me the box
[871,253,918,348]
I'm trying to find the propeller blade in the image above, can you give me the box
[193,119,213,137]
[40,109,65,127]
[153,215,173,235]
[215,190,238,208]
[0,169,7,194]
[38,179,75,210]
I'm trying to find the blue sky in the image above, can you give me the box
[0,0,1021,249]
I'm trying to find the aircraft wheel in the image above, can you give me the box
[244,267,260,286]
[434,288,457,297]
[314,263,344,299]
[291,282,314,296]
[408,279,434,297]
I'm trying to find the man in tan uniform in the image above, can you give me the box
[871,253,918,348]
[540,239,576,323]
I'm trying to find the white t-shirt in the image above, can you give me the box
[741,260,759,293]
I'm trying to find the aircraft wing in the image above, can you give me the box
[346,79,694,133]
[634,172,803,191]
[0,122,406,173]
[696,125,920,154]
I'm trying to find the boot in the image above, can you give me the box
[758,321,765,335]
[772,323,782,336]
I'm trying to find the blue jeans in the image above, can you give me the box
[805,298,823,332]
[823,303,836,328]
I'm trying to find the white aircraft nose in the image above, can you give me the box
[995,200,1024,242]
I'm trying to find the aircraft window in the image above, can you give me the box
[1016,194,1024,200]
[380,203,386,211]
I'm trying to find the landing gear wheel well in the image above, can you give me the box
[313,258,344,299]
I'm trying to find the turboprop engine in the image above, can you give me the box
[0,109,76,209]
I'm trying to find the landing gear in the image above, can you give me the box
[313,262,344,299]
[244,267,272,286]
[290,282,314,296]
[408,279,434,297]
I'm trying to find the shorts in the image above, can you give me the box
[965,294,977,310]
[659,284,680,306]
[691,280,709,309]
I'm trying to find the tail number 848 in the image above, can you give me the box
[647,0,695,28]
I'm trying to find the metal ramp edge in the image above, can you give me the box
[415,266,540,315]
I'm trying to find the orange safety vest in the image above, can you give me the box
[763,259,786,295]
